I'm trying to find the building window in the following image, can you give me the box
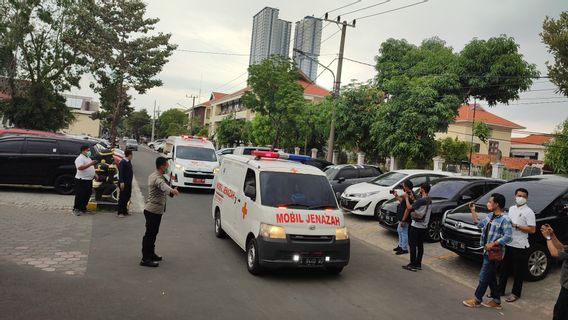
[473,143,480,153]
[488,140,499,155]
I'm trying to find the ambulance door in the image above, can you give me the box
[218,160,237,239]
[236,168,259,247]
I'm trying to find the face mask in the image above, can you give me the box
[85,151,92,158]
[164,167,171,174]
[515,197,527,206]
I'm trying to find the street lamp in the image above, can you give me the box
[293,48,337,162]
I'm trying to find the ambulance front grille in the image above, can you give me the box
[289,235,334,243]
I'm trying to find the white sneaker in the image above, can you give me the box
[118,214,125,218]
[72,209,82,216]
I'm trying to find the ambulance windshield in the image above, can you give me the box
[260,172,337,209]
[176,146,217,162]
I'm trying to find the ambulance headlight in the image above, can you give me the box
[213,167,220,174]
[260,223,286,239]
[175,164,184,171]
[335,227,349,240]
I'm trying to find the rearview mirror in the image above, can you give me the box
[245,185,256,201]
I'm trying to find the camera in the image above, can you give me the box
[389,189,395,194]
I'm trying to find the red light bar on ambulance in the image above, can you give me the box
[180,134,208,141]
[251,150,311,162]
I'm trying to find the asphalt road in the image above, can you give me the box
[0,147,544,320]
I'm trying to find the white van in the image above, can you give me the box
[163,135,219,189]
[212,151,350,275]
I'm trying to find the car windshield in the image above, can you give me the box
[429,180,470,200]
[325,167,340,180]
[260,172,337,209]
[176,146,217,162]
[127,139,137,144]
[370,172,407,187]
[475,179,565,213]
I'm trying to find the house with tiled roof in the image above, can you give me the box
[510,133,554,161]
[186,92,228,129]
[436,104,525,157]
[207,73,330,140]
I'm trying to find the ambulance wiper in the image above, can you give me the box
[278,203,310,208]
[308,205,334,210]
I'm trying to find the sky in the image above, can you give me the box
[67,0,568,136]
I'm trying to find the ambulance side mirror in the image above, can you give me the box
[245,185,256,201]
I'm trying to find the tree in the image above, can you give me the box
[545,118,568,174]
[296,98,331,155]
[542,12,568,96]
[335,82,383,156]
[125,109,151,139]
[0,0,89,131]
[372,36,538,167]
[437,137,469,165]
[75,0,176,145]
[216,113,249,147]
[241,56,305,149]
[157,108,187,138]
[473,121,491,143]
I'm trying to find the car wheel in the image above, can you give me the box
[526,244,550,281]
[374,201,385,221]
[54,174,75,195]
[426,218,442,242]
[246,238,263,275]
[214,210,226,238]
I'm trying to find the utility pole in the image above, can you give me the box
[468,98,477,176]
[186,94,198,134]
[322,13,356,162]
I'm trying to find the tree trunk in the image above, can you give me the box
[109,82,123,147]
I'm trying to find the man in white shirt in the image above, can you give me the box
[73,145,97,216]
[497,188,536,302]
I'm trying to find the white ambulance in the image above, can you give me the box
[163,135,219,189]
[212,151,350,275]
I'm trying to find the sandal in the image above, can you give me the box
[505,294,519,303]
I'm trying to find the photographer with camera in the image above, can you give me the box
[392,180,414,255]
[541,224,568,320]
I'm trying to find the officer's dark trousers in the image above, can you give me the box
[73,179,93,211]
[142,210,162,261]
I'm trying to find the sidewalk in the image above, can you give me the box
[345,212,560,318]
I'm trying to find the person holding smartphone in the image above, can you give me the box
[392,180,414,255]
[541,224,568,320]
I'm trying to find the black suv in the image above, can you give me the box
[440,175,568,281]
[325,164,383,198]
[0,135,97,194]
[379,177,504,242]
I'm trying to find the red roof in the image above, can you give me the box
[455,104,524,129]
[212,80,330,105]
[511,134,553,145]
[470,153,543,170]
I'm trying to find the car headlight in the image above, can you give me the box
[353,191,380,198]
[336,227,349,240]
[213,167,220,174]
[260,223,286,239]
[175,164,184,171]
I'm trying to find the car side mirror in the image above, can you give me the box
[337,177,346,183]
[245,185,256,201]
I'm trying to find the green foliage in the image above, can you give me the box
[0,0,88,131]
[335,83,383,155]
[157,109,188,138]
[216,113,250,147]
[373,38,463,167]
[242,56,305,149]
[125,109,151,139]
[542,12,568,96]
[372,36,539,167]
[545,118,568,174]
[296,98,331,154]
[458,36,539,104]
[74,0,177,144]
[473,121,491,143]
[436,137,469,165]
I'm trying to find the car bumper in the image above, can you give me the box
[256,236,350,268]
[339,196,374,216]
[378,209,398,232]
[171,172,215,189]
[439,228,483,260]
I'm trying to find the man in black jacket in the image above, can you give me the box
[117,149,134,217]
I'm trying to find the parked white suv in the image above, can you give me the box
[339,170,456,219]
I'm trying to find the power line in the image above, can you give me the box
[321,29,342,45]
[213,71,248,92]
[340,0,391,16]
[355,0,429,20]
[176,49,248,56]
[322,0,363,17]
[506,100,568,106]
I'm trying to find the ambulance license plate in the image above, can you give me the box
[300,257,324,266]
[193,178,205,184]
